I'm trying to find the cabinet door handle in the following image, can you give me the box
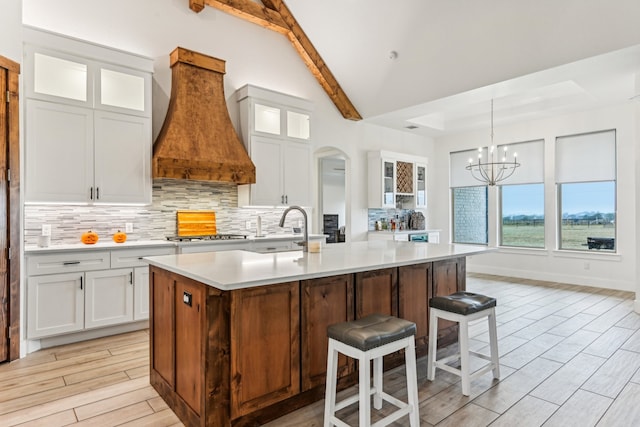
[129,272,133,284]
[80,276,83,290]
[96,187,100,200]
[90,187,94,200]
[281,195,284,204]
[63,261,81,265]
[285,195,288,204]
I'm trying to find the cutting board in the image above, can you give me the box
[177,210,217,236]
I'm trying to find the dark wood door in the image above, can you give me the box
[0,56,19,363]
[398,262,432,355]
[355,267,398,319]
[230,281,300,419]
[301,274,354,390]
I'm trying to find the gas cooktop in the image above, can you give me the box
[166,234,248,242]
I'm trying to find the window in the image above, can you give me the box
[450,149,488,245]
[501,184,545,248]
[499,139,545,248]
[556,130,616,251]
[452,186,488,244]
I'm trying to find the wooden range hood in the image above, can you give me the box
[152,47,256,184]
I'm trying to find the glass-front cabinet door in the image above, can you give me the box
[416,163,427,208]
[383,160,395,207]
[29,48,92,106]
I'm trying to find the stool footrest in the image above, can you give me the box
[371,404,414,427]
[469,350,493,361]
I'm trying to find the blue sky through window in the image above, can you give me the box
[502,184,544,217]
[502,182,615,217]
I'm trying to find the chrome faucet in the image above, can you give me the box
[279,205,308,252]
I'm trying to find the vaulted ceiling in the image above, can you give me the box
[22,0,640,137]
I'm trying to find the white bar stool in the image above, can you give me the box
[323,313,420,427]
[427,292,500,396]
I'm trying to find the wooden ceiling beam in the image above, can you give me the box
[200,0,289,34]
[192,0,362,121]
[261,0,361,121]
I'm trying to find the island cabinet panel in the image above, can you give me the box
[398,262,432,355]
[355,267,398,318]
[230,282,300,419]
[432,257,466,342]
[151,268,175,388]
[301,274,355,391]
[150,267,230,427]
[175,278,205,416]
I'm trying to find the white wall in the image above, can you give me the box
[432,103,637,291]
[0,0,22,62]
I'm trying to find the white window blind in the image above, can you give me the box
[556,130,616,183]
[450,148,487,188]
[497,139,544,185]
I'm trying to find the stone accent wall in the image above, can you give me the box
[24,179,307,246]
[452,186,487,244]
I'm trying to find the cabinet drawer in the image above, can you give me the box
[111,246,175,268]
[251,240,296,253]
[27,251,110,276]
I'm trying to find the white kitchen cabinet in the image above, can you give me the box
[415,163,427,209]
[242,136,311,207]
[94,111,151,203]
[236,84,313,207]
[85,268,134,329]
[251,239,296,253]
[27,272,84,339]
[24,30,153,205]
[25,100,94,203]
[26,244,174,340]
[134,266,150,320]
[178,242,249,254]
[110,246,175,321]
[26,102,151,204]
[367,151,428,209]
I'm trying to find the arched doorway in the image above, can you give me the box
[314,147,350,244]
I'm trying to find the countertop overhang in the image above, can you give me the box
[145,241,493,291]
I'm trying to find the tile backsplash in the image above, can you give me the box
[24,179,309,246]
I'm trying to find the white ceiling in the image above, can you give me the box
[22,0,640,138]
[284,0,640,137]
[364,44,640,137]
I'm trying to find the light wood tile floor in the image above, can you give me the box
[2,274,640,426]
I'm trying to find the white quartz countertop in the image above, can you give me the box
[145,241,493,291]
[172,233,326,247]
[24,239,176,254]
[24,234,327,254]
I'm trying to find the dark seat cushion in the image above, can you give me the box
[429,292,496,315]
[328,313,416,352]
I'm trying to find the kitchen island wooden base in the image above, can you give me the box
[149,257,465,426]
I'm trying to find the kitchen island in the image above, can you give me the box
[145,241,491,427]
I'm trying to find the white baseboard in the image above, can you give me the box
[467,264,634,292]
[26,321,149,354]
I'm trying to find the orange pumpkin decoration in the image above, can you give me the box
[113,230,127,243]
[81,230,99,244]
